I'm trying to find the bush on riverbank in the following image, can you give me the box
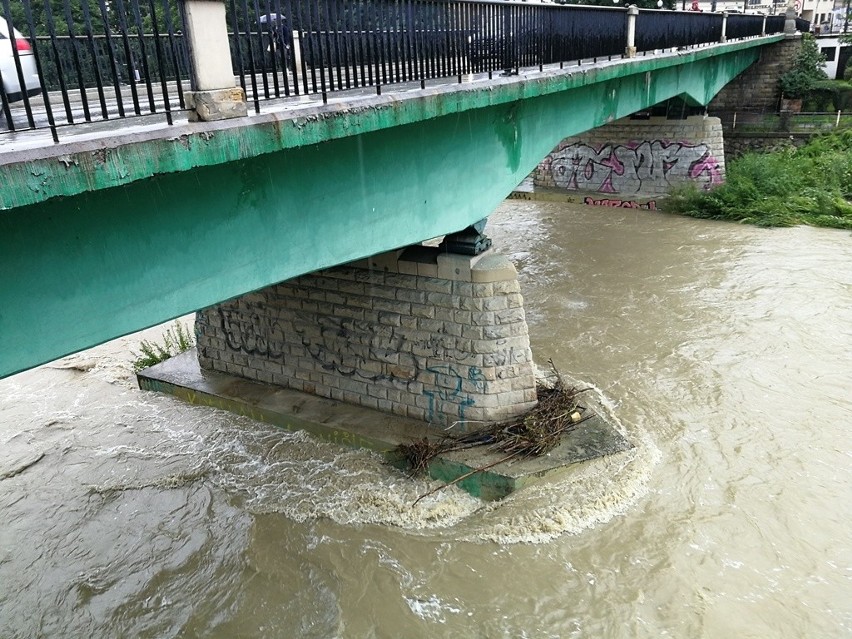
[132,321,195,371]
[664,130,852,229]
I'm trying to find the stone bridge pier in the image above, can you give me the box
[533,114,727,207]
[194,247,538,429]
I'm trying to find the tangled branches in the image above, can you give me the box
[396,360,593,503]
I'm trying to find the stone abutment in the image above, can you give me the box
[532,115,726,209]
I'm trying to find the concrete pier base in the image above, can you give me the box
[138,351,632,500]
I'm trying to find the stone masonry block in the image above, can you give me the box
[395,288,428,304]
[366,249,404,273]
[374,298,409,315]
[410,303,435,319]
[454,310,472,325]
[185,87,247,122]
[333,306,364,320]
[452,281,474,298]
[506,293,524,309]
[492,280,521,295]
[495,308,526,325]
[442,322,463,337]
[483,296,509,312]
[437,253,474,281]
[397,260,418,276]
[360,396,379,411]
[470,311,496,327]
[418,318,444,334]
[345,295,373,310]
[471,282,495,298]
[383,273,418,289]
[417,262,438,278]
[426,292,456,308]
[419,278,454,294]
[433,307,456,323]
[471,254,518,284]
[461,326,484,340]
[483,324,515,340]
[378,311,402,327]
[459,297,485,312]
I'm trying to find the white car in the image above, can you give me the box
[0,19,41,104]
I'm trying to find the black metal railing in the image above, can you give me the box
[0,0,799,141]
[635,10,723,51]
[725,13,765,40]
[228,0,791,112]
[35,34,190,92]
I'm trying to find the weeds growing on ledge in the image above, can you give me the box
[397,359,594,504]
[132,321,195,372]
[664,130,852,230]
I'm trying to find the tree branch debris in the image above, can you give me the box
[396,360,594,503]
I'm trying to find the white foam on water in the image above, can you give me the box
[199,421,485,529]
[180,377,659,542]
[5,320,659,544]
[404,595,463,623]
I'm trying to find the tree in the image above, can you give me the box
[5,0,182,40]
[779,34,827,99]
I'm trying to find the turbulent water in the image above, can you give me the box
[1,200,850,638]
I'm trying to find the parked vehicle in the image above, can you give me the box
[0,19,41,104]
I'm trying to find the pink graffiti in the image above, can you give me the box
[551,140,723,195]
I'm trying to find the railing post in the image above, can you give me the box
[182,0,247,121]
[784,0,797,34]
[292,30,303,76]
[761,15,767,36]
[720,11,728,43]
[625,5,638,58]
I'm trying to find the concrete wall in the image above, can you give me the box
[532,115,726,206]
[723,131,812,161]
[195,249,537,428]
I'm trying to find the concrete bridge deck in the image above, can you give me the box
[1,35,786,378]
[1,37,777,209]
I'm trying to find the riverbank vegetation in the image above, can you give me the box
[132,321,195,371]
[664,130,852,229]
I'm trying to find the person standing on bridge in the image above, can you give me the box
[260,13,296,76]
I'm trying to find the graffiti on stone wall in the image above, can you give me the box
[423,365,486,423]
[217,301,536,423]
[220,308,285,359]
[583,197,658,210]
[296,315,422,385]
[550,140,722,195]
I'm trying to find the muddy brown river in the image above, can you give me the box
[1,200,850,637]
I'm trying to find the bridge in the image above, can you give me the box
[1,0,803,425]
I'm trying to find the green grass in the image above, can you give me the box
[664,130,852,229]
[132,321,195,371]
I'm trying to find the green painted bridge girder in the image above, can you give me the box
[0,37,777,378]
